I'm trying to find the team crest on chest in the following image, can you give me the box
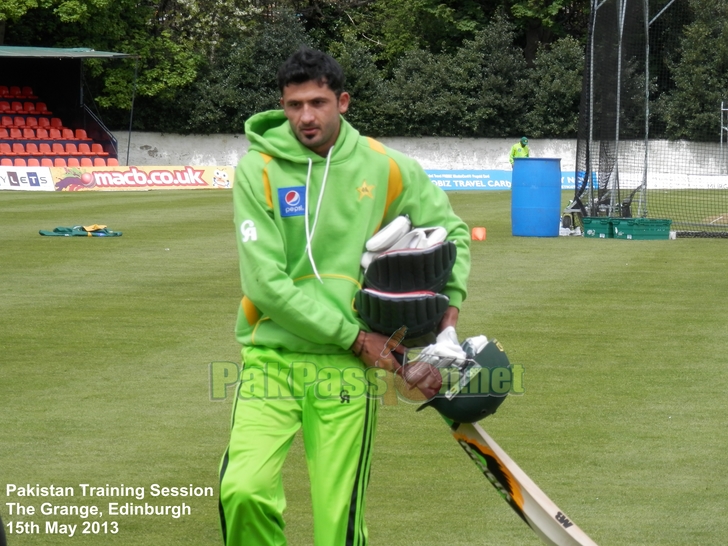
[357,180,375,201]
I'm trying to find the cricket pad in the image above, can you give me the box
[363,241,457,293]
[354,288,450,339]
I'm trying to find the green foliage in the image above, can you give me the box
[5,0,200,111]
[525,36,583,137]
[355,0,490,66]
[383,49,473,136]
[462,15,530,136]
[510,0,566,28]
[508,0,589,64]
[329,36,388,137]
[5,0,718,140]
[658,0,728,140]
[182,10,310,134]
[0,0,45,22]
[379,14,529,137]
[150,0,262,62]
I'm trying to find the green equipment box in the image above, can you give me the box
[582,217,614,238]
[611,218,672,240]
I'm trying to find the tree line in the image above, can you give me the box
[2,0,726,140]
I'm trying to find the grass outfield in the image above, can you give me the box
[1,189,727,545]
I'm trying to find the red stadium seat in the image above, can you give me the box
[78,143,92,155]
[50,118,63,128]
[22,128,35,140]
[25,143,42,156]
[65,143,83,155]
[0,101,8,112]
[0,86,9,97]
[9,86,23,98]
[0,128,8,139]
[23,102,36,114]
[41,158,53,167]
[36,127,49,140]
[54,157,67,167]
[11,101,23,112]
[13,116,25,127]
[38,117,50,128]
[9,128,22,140]
[0,158,12,166]
[62,128,75,140]
[80,157,93,167]
[14,158,27,166]
[75,129,91,140]
[39,143,54,156]
[35,102,51,115]
[67,157,80,167]
[25,116,38,128]
[1,115,12,127]
[93,157,106,166]
[0,143,15,156]
[51,143,65,155]
[28,158,40,166]
[91,143,108,156]
[49,128,62,140]
[107,157,119,166]
[22,87,37,99]
[12,143,25,155]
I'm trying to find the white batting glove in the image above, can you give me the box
[412,327,467,367]
[361,216,448,269]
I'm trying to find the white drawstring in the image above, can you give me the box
[304,146,333,283]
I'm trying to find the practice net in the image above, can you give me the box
[571,0,728,237]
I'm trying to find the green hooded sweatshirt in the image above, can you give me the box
[233,110,471,355]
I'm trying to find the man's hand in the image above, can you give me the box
[396,360,443,400]
[350,330,402,372]
[350,330,441,398]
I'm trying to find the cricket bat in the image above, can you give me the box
[450,420,598,546]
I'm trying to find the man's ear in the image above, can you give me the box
[338,92,350,114]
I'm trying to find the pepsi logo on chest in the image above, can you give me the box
[278,187,306,217]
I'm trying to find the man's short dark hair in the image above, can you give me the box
[277,45,345,97]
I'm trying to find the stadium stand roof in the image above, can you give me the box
[0,46,135,58]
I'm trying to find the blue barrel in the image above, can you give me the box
[511,158,562,237]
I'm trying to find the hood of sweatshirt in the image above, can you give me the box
[245,109,363,283]
[244,109,360,164]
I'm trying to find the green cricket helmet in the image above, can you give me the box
[417,338,511,423]
[520,136,528,146]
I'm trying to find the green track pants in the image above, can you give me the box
[219,346,378,546]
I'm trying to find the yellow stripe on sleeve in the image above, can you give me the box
[241,296,260,326]
[366,137,386,154]
[365,137,403,216]
[385,158,403,216]
[259,153,274,209]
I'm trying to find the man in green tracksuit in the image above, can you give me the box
[509,136,530,166]
[219,46,471,546]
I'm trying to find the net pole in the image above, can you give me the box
[588,0,608,216]
[642,0,679,214]
[639,0,649,218]
[587,0,598,215]
[722,101,727,175]
[611,0,628,216]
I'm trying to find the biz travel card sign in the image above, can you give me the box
[426,170,577,191]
